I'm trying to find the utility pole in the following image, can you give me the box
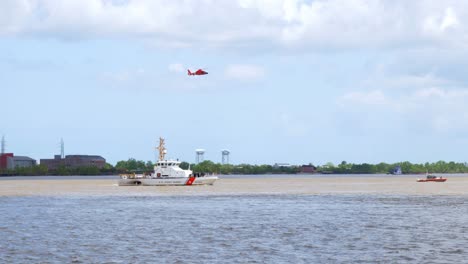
[60,138,65,159]
[1,135,5,154]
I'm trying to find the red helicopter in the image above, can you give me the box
[188,69,208,76]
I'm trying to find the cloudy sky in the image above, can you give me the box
[2,0,468,165]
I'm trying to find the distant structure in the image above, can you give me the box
[1,135,5,154]
[0,153,13,169]
[195,149,205,164]
[273,163,291,168]
[300,164,317,174]
[0,137,37,169]
[391,165,402,175]
[0,153,36,170]
[221,149,230,164]
[40,155,106,170]
[60,138,65,159]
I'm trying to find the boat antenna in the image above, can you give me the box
[156,137,166,161]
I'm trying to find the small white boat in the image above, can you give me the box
[118,138,218,186]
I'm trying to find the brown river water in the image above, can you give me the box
[1,174,468,197]
[0,175,467,263]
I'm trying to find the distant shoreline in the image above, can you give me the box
[4,159,468,176]
[2,172,468,177]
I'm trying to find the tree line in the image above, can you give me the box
[184,160,468,174]
[2,159,468,176]
[319,161,468,174]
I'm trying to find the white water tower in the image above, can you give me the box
[221,149,230,164]
[195,149,205,164]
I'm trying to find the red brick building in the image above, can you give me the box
[300,165,317,174]
[40,155,106,170]
[0,153,13,169]
[0,153,37,170]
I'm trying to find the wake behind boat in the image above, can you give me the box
[118,138,218,186]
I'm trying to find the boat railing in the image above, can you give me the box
[120,173,146,179]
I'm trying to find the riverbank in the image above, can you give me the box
[1,175,468,196]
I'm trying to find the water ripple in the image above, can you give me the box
[0,194,467,263]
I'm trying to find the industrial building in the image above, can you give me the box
[0,153,37,170]
[300,164,317,174]
[273,163,292,168]
[40,155,106,170]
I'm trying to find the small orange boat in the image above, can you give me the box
[417,174,447,182]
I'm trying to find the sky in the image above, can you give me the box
[2,0,468,166]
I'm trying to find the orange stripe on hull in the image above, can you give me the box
[186,177,196,185]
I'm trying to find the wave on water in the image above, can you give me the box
[0,194,466,263]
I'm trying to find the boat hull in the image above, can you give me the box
[193,176,218,185]
[118,176,218,186]
[416,178,447,182]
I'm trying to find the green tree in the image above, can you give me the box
[56,165,70,176]
[179,162,190,170]
[145,161,154,171]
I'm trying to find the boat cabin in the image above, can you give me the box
[156,160,181,167]
[153,159,191,178]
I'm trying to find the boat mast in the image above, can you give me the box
[156,137,166,161]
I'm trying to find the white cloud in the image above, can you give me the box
[363,73,453,91]
[0,0,35,34]
[168,63,184,73]
[224,64,265,81]
[338,87,468,134]
[100,68,146,83]
[2,1,468,50]
[423,7,459,35]
[338,90,388,107]
[99,66,220,92]
[414,87,446,98]
[440,7,459,31]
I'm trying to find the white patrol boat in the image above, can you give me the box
[118,138,218,186]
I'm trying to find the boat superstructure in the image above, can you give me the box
[118,138,218,186]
